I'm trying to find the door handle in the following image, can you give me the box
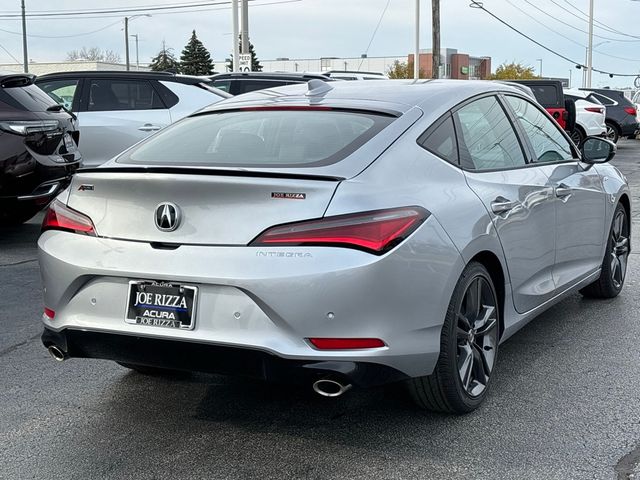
[555,184,572,199]
[138,123,162,132]
[491,196,519,214]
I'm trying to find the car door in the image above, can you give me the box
[454,95,557,314]
[503,95,606,290]
[77,77,171,166]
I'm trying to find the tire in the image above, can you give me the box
[0,205,41,226]
[605,121,620,144]
[116,362,188,377]
[580,202,629,299]
[569,127,585,146]
[409,262,500,414]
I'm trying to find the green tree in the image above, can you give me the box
[149,43,180,73]
[490,61,538,80]
[180,30,214,75]
[386,60,426,79]
[226,38,263,72]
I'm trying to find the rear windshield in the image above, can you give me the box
[527,84,563,108]
[0,83,58,112]
[118,109,394,168]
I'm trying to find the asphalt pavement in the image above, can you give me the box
[2,141,640,480]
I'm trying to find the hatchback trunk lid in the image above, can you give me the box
[66,168,340,245]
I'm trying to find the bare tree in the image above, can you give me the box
[66,47,121,63]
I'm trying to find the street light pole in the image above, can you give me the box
[130,34,139,70]
[232,0,239,71]
[124,17,130,71]
[240,0,249,55]
[537,58,543,78]
[586,0,594,87]
[432,0,440,79]
[21,0,28,73]
[414,0,420,79]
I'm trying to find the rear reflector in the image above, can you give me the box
[624,106,637,116]
[309,338,386,350]
[250,206,429,254]
[44,308,55,319]
[42,199,97,236]
[585,107,604,114]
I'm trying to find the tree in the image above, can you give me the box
[490,62,538,80]
[386,60,426,79]
[225,38,263,72]
[149,42,180,73]
[66,47,121,63]
[180,30,214,75]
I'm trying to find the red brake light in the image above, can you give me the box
[42,199,96,236]
[585,107,604,114]
[250,206,429,254]
[309,338,386,350]
[624,106,637,116]
[44,308,55,319]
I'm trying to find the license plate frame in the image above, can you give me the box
[125,281,198,330]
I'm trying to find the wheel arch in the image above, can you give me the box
[469,250,506,339]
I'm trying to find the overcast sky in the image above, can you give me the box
[0,0,639,87]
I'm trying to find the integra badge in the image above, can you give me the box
[271,192,306,200]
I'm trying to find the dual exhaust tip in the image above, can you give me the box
[47,345,67,362]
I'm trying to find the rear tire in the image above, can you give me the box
[580,202,629,299]
[605,121,620,144]
[409,262,499,414]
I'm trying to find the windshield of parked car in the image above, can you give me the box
[119,109,394,168]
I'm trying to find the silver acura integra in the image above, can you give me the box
[39,79,630,413]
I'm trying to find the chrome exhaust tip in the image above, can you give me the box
[312,378,352,398]
[47,345,67,362]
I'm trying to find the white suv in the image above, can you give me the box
[36,71,230,166]
[564,88,607,145]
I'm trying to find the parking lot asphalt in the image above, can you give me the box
[2,141,640,480]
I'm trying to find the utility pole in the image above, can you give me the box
[131,34,139,70]
[586,0,594,87]
[240,0,249,55]
[414,0,420,79]
[537,58,543,78]
[232,0,239,71]
[432,0,440,79]
[21,0,28,73]
[124,17,130,71]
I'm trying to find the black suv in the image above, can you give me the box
[209,72,333,95]
[580,88,639,143]
[0,72,81,225]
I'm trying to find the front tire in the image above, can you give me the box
[409,262,499,413]
[580,202,629,299]
[569,127,585,146]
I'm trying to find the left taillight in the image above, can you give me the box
[42,200,97,236]
[250,206,429,255]
[0,120,59,136]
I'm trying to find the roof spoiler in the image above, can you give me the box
[0,73,35,88]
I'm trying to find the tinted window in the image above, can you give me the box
[0,83,58,112]
[236,80,287,94]
[37,79,79,110]
[528,85,561,108]
[455,96,526,170]
[211,79,231,92]
[87,79,164,111]
[418,115,458,165]
[119,109,394,168]
[506,96,574,163]
[592,93,615,105]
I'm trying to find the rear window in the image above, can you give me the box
[0,83,58,112]
[523,84,563,108]
[118,109,394,168]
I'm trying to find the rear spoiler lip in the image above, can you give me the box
[76,166,345,182]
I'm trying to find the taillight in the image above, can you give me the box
[250,206,429,254]
[0,120,59,135]
[44,308,55,320]
[309,338,386,350]
[624,106,637,116]
[585,107,604,114]
[42,200,97,236]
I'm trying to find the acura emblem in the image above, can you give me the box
[155,202,181,232]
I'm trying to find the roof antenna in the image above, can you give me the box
[306,79,333,96]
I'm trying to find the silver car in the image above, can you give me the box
[39,80,630,413]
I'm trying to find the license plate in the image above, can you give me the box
[125,281,198,330]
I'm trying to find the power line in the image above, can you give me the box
[0,42,21,63]
[561,0,640,40]
[469,1,640,77]
[0,19,121,38]
[358,0,391,71]
[547,0,640,40]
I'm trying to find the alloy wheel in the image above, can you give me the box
[610,209,629,289]
[606,124,617,142]
[569,129,583,146]
[456,276,498,398]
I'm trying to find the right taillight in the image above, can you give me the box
[42,200,97,236]
[624,106,637,116]
[250,206,429,255]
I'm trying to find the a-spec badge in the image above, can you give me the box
[271,192,306,200]
[78,184,94,191]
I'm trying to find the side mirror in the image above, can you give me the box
[580,136,616,164]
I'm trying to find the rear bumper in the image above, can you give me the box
[41,327,409,387]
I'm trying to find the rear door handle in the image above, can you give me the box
[555,184,572,199]
[491,197,519,214]
[138,123,162,132]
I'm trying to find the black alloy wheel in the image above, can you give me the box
[409,262,500,413]
[569,128,584,146]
